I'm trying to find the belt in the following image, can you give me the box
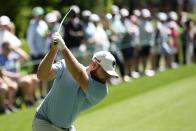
[35,112,70,131]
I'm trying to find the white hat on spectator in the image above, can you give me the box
[71,5,80,14]
[157,12,168,21]
[169,11,178,21]
[51,10,62,20]
[92,51,119,78]
[45,13,57,23]
[0,15,10,25]
[90,14,100,22]
[141,9,151,18]
[112,5,120,15]
[133,9,141,17]
[82,10,91,17]
[106,13,112,20]
[120,8,129,17]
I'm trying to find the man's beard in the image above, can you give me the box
[90,69,105,83]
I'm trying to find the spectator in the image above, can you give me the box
[120,8,135,78]
[0,15,21,53]
[89,14,110,52]
[80,10,95,65]
[105,13,125,82]
[129,15,141,78]
[157,12,173,69]
[193,24,196,63]
[110,5,128,81]
[0,69,18,113]
[0,77,8,114]
[151,18,162,71]
[181,19,194,64]
[139,9,155,75]
[63,5,83,57]
[26,6,48,73]
[0,42,39,107]
[45,11,64,60]
[168,11,180,67]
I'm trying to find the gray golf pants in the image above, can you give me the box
[32,118,76,131]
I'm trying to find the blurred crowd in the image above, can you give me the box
[0,5,196,114]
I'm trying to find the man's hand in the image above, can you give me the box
[52,32,66,50]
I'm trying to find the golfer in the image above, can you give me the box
[32,33,118,131]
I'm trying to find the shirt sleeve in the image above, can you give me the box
[52,59,65,79]
[85,77,108,104]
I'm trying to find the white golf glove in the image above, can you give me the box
[52,32,66,50]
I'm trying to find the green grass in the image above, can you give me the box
[0,65,196,131]
[76,74,196,131]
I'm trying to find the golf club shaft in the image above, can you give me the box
[57,7,73,33]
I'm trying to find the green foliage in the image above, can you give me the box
[15,7,32,38]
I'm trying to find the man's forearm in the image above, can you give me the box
[61,46,84,81]
[37,47,58,80]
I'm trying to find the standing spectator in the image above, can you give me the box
[27,6,48,73]
[151,18,162,71]
[80,10,95,65]
[45,11,65,58]
[168,11,180,66]
[89,14,110,52]
[110,5,128,81]
[129,15,141,78]
[63,5,83,58]
[132,9,142,74]
[81,10,93,42]
[181,19,194,64]
[105,13,125,82]
[157,12,173,69]
[139,9,155,75]
[27,6,48,98]
[193,24,196,63]
[120,8,134,78]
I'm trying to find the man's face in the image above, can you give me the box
[90,62,111,83]
[0,24,9,30]
[2,43,11,56]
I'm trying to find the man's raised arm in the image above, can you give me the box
[37,44,58,81]
[53,33,89,92]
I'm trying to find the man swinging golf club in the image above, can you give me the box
[32,31,119,131]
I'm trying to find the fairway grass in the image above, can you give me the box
[75,75,196,131]
[0,65,196,131]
